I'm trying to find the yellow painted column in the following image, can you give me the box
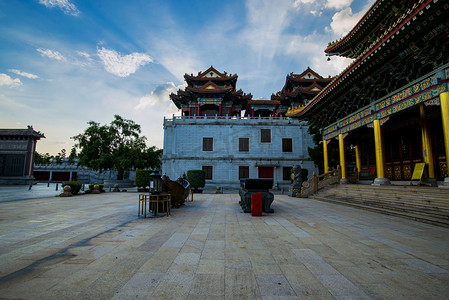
[355,141,361,174]
[419,104,435,179]
[323,139,329,174]
[440,91,449,179]
[373,119,390,184]
[339,134,347,182]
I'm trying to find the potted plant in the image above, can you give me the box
[187,170,205,193]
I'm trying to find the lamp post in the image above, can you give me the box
[150,170,162,194]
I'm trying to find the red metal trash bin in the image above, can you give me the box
[251,192,262,216]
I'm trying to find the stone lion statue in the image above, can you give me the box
[289,165,303,197]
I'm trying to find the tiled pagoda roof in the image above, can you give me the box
[287,0,441,119]
[170,66,252,109]
[185,81,234,93]
[247,100,280,106]
[0,127,45,139]
[272,67,333,104]
[184,66,238,86]
[325,0,391,58]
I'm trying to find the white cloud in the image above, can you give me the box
[330,7,365,36]
[0,74,23,88]
[135,82,185,111]
[97,47,153,77]
[38,0,79,16]
[9,69,39,79]
[37,48,67,61]
[76,51,91,60]
[325,0,353,10]
[284,33,353,77]
[294,0,315,7]
[242,0,293,66]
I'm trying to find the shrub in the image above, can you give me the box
[62,180,82,195]
[135,170,152,188]
[186,170,205,189]
[88,183,105,192]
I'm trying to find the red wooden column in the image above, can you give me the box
[251,108,255,117]
[189,106,191,116]
[272,109,275,117]
[197,103,201,116]
[218,104,222,116]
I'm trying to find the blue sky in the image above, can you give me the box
[0,0,374,155]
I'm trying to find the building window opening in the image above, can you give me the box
[203,137,213,151]
[202,166,213,180]
[239,166,249,179]
[282,138,292,152]
[283,167,292,181]
[261,129,271,143]
[239,138,249,152]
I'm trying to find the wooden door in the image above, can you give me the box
[258,167,274,179]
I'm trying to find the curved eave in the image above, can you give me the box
[292,0,434,118]
[184,74,238,82]
[186,86,233,93]
[247,100,280,105]
[325,0,387,55]
[286,76,332,84]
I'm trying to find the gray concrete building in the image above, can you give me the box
[162,115,316,189]
[162,67,321,189]
[0,126,45,185]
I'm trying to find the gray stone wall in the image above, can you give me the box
[162,116,317,189]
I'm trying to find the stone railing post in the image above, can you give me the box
[313,172,318,193]
[337,166,342,182]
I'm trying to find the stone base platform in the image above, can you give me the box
[0,193,448,299]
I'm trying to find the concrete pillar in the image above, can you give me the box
[323,139,329,174]
[355,141,361,175]
[440,91,449,184]
[419,104,436,185]
[339,134,348,184]
[373,119,390,185]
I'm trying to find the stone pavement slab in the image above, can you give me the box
[0,192,449,299]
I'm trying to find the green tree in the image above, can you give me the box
[68,147,77,164]
[34,152,52,165]
[54,148,66,164]
[307,125,339,174]
[72,115,162,180]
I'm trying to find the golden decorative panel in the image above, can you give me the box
[394,166,402,180]
[386,166,393,179]
[440,162,448,178]
[403,164,412,179]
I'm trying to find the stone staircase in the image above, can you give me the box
[311,184,449,227]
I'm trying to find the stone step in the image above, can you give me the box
[332,185,449,197]
[319,190,449,211]
[319,186,449,208]
[312,195,449,228]
[327,195,449,219]
[311,184,449,227]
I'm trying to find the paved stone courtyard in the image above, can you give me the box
[0,191,448,299]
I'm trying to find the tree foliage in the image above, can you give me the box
[68,147,77,164]
[34,152,53,165]
[307,125,339,174]
[72,115,162,179]
[54,148,66,164]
